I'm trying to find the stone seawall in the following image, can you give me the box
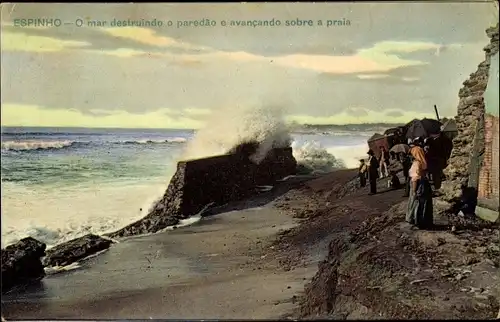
[109,147,297,238]
[440,23,499,206]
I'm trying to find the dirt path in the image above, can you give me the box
[269,171,500,320]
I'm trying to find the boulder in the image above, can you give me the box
[109,145,297,238]
[1,237,46,293]
[43,234,113,267]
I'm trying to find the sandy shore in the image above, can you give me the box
[1,177,322,320]
[3,169,498,319]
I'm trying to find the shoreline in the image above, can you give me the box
[1,173,322,319]
[3,168,498,319]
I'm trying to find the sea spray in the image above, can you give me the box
[292,141,347,174]
[181,103,292,163]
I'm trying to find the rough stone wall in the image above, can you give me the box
[441,23,499,204]
[109,147,297,238]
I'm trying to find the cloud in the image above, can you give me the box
[97,38,435,75]
[100,26,211,52]
[1,104,203,129]
[1,30,90,52]
[0,2,496,127]
[345,107,369,117]
[384,110,404,118]
[161,107,212,119]
[1,22,464,76]
[182,107,212,116]
[287,109,437,125]
[357,74,390,80]
[366,41,442,55]
[402,77,420,82]
[1,33,487,123]
[97,48,150,58]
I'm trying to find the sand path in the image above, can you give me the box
[2,191,321,319]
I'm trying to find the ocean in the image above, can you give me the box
[1,126,371,248]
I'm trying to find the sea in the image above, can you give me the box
[1,126,372,248]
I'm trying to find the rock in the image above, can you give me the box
[463,256,481,265]
[43,234,113,267]
[488,244,500,252]
[1,237,46,293]
[464,95,483,106]
[486,24,499,38]
[109,145,297,238]
[484,258,496,267]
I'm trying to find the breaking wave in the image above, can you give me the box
[1,138,187,152]
[181,102,367,171]
[182,104,292,163]
[293,141,346,173]
[296,141,367,171]
[1,140,77,151]
[122,138,187,145]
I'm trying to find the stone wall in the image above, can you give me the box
[440,23,499,206]
[109,147,297,238]
[479,115,499,202]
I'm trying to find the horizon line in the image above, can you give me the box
[0,122,409,130]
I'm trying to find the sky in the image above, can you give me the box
[1,2,498,129]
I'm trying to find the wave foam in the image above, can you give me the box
[1,138,187,152]
[1,140,75,151]
[291,141,368,172]
[122,138,187,145]
[326,143,369,169]
[1,183,161,248]
[292,141,343,173]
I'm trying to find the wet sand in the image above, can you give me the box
[1,193,322,319]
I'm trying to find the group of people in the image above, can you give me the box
[358,146,399,195]
[358,138,434,229]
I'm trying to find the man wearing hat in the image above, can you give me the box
[367,149,379,195]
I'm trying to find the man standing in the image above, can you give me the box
[367,149,379,195]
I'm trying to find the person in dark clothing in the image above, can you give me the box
[406,145,433,229]
[367,149,379,195]
[424,137,444,190]
[389,151,397,162]
[399,152,411,197]
[389,171,402,189]
[358,159,367,187]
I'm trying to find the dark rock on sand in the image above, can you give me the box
[1,237,46,293]
[42,234,113,267]
[108,143,297,238]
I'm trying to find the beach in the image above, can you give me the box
[0,125,376,320]
[1,178,318,319]
[1,126,371,248]
[2,159,499,319]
